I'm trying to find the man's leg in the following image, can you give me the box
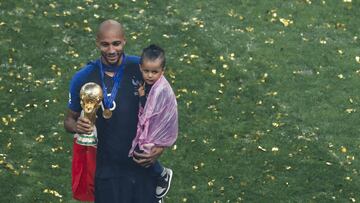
[133,172,158,203]
[95,177,134,203]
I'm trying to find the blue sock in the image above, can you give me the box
[151,161,165,177]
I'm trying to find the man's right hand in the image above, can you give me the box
[76,117,93,134]
[64,109,93,134]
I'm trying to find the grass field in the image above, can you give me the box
[1,0,360,202]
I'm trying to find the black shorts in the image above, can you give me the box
[95,172,157,203]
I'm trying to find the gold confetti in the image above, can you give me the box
[257,146,267,152]
[84,27,92,32]
[178,88,188,94]
[345,108,356,113]
[190,54,199,59]
[49,3,56,9]
[35,135,45,142]
[265,38,274,44]
[43,189,63,198]
[51,164,59,168]
[245,27,254,32]
[208,179,215,187]
[267,174,276,180]
[272,122,280,127]
[5,162,14,170]
[355,56,360,63]
[279,18,293,27]
[266,91,278,96]
[220,186,225,192]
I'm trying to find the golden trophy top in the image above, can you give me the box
[80,82,103,115]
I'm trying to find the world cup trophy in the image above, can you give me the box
[76,82,103,146]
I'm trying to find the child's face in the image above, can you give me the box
[140,59,164,85]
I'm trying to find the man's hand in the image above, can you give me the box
[133,146,165,168]
[64,110,93,134]
[76,117,94,134]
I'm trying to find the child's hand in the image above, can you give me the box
[138,82,145,96]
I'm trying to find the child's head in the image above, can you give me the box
[140,44,166,85]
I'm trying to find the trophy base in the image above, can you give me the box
[76,136,97,146]
[75,126,98,147]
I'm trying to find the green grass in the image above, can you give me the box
[1,0,360,202]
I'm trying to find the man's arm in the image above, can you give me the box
[64,109,93,134]
[133,146,165,168]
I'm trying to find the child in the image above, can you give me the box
[128,44,178,199]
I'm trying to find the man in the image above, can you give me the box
[64,19,165,203]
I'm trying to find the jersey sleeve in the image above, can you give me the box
[68,73,83,112]
[126,55,140,64]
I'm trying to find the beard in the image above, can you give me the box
[101,51,122,65]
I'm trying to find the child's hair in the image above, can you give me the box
[140,44,166,69]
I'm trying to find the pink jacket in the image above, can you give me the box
[129,75,178,155]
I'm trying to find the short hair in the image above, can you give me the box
[140,44,166,69]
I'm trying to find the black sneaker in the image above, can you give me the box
[155,168,173,198]
[156,197,164,203]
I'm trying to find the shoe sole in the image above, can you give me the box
[157,168,173,199]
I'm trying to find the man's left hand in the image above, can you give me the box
[133,146,165,168]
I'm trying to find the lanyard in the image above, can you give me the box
[98,54,126,109]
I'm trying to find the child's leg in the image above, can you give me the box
[150,160,165,177]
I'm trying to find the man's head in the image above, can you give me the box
[140,44,166,85]
[96,19,126,65]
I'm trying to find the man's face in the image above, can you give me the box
[140,59,164,85]
[97,30,126,65]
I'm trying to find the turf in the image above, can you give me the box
[1,0,360,202]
